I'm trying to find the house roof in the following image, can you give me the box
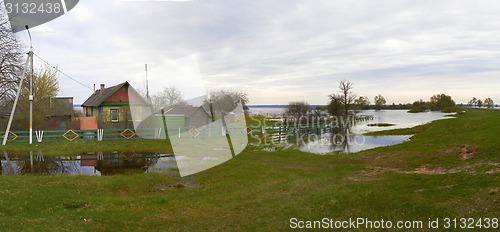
[163,105,209,117]
[82,82,142,107]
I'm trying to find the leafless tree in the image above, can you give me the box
[151,86,187,110]
[339,80,356,116]
[202,90,249,120]
[0,10,24,110]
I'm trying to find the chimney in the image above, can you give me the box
[100,84,105,94]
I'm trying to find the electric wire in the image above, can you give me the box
[33,53,93,90]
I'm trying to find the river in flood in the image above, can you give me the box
[295,110,453,154]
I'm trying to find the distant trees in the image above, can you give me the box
[477,99,483,108]
[468,97,495,108]
[354,96,370,110]
[374,94,386,110]
[285,101,311,118]
[429,94,456,111]
[484,98,494,108]
[408,99,428,113]
[409,94,457,113]
[468,97,477,106]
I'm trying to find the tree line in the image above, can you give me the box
[285,80,496,118]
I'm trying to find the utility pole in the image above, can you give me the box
[27,26,34,144]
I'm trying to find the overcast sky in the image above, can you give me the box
[8,0,500,105]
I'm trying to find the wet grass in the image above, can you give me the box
[0,109,498,231]
[1,139,174,156]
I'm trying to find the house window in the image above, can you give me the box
[110,109,119,122]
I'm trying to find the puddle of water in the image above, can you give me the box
[298,133,413,154]
[1,152,178,176]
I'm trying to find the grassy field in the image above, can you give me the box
[0,109,498,231]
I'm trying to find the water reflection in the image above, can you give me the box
[1,152,177,176]
[293,110,450,154]
[298,133,412,154]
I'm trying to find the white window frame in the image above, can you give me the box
[110,109,119,122]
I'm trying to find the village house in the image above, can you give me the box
[81,82,149,129]
[161,105,211,129]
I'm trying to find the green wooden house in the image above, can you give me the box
[82,82,149,128]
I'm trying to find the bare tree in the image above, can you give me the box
[0,9,24,110]
[202,90,249,121]
[339,80,356,116]
[151,86,187,110]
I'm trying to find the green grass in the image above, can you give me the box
[0,109,498,231]
[1,139,174,156]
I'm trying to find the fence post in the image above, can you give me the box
[97,129,104,141]
[155,128,162,139]
[35,130,44,142]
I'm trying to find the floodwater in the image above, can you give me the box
[351,110,453,134]
[296,110,453,154]
[298,134,413,154]
[1,152,178,176]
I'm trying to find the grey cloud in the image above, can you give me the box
[20,0,500,104]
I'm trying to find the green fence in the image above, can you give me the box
[1,126,250,143]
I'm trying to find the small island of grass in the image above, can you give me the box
[367,123,395,127]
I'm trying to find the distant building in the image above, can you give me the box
[161,105,211,129]
[0,97,76,130]
[49,97,74,120]
[81,82,149,128]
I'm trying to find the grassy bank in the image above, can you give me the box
[0,109,498,231]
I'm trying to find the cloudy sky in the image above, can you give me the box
[7,0,500,105]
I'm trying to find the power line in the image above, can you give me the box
[34,53,93,90]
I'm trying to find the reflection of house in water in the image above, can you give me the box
[80,153,158,175]
[1,153,177,176]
